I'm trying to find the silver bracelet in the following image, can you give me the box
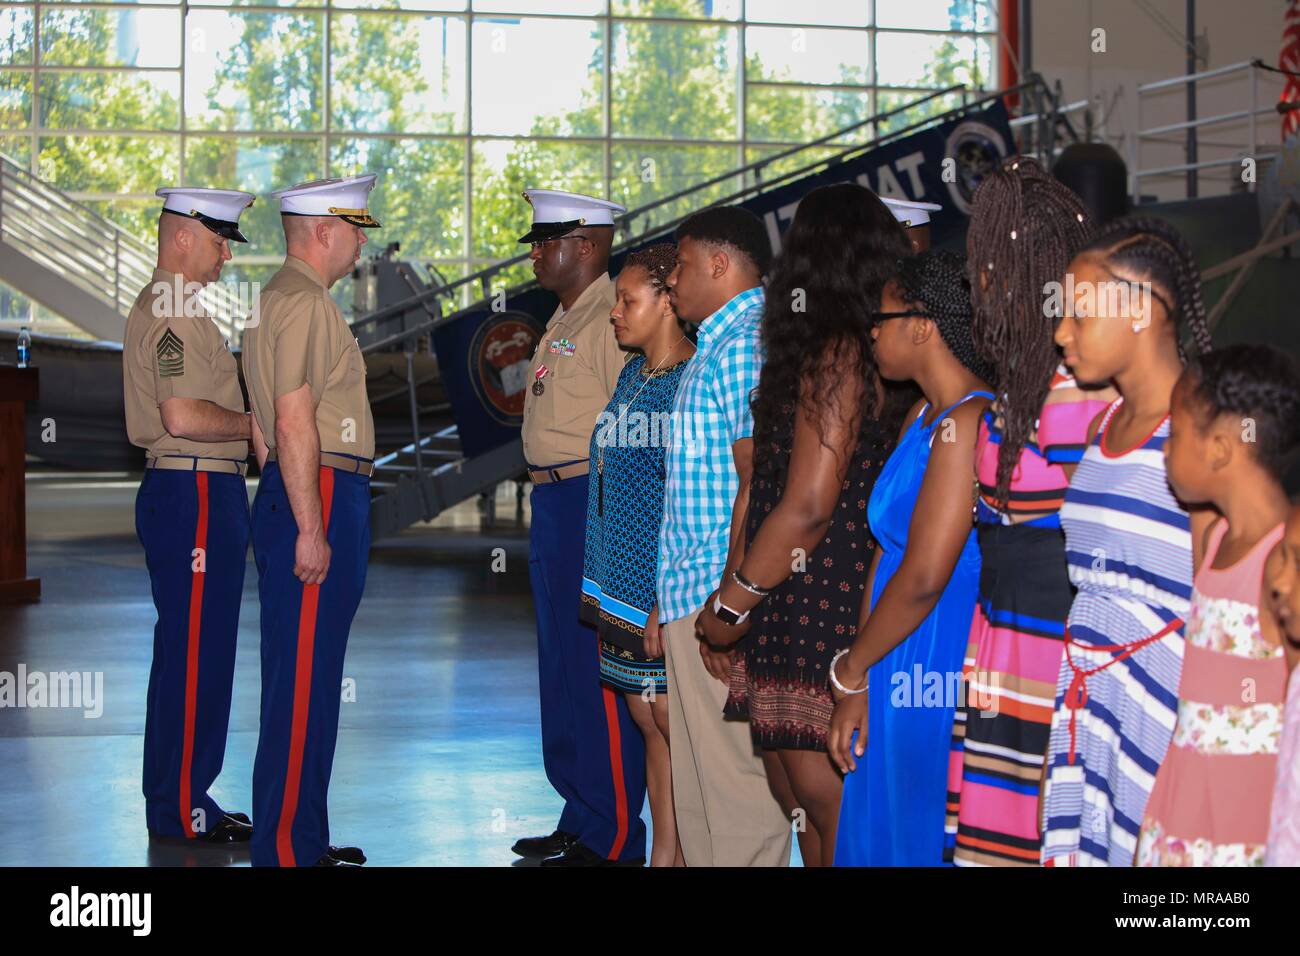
[829,648,868,696]
[731,569,773,596]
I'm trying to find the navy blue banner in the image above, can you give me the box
[743,100,1014,252]
[437,100,1015,459]
[432,288,553,459]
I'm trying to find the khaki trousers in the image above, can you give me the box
[663,607,792,867]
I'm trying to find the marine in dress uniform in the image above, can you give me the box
[881,196,943,252]
[241,175,379,868]
[508,189,648,867]
[124,187,256,845]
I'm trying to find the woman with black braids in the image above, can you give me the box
[944,157,1116,867]
[826,250,993,866]
[1041,217,1215,866]
[692,183,909,866]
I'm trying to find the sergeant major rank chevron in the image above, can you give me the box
[157,328,185,378]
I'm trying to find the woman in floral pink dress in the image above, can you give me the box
[1265,503,1300,867]
[1136,346,1300,866]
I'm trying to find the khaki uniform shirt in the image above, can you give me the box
[521,273,625,467]
[242,256,375,460]
[122,268,248,462]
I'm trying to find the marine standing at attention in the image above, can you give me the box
[508,188,648,867]
[241,175,379,868]
[124,186,256,846]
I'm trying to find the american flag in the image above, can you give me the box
[1284,0,1300,138]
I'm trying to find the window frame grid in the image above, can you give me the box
[0,0,997,280]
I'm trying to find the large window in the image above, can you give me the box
[1,0,996,320]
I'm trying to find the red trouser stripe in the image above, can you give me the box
[600,683,629,860]
[181,471,209,838]
[275,466,336,867]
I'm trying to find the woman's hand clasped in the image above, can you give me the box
[694,591,751,648]
[642,604,663,659]
[828,690,869,774]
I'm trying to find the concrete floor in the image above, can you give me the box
[0,472,635,867]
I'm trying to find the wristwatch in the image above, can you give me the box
[712,594,750,627]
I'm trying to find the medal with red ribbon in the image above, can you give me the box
[532,364,550,396]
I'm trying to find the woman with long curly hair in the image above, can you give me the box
[943,157,1115,867]
[694,182,910,866]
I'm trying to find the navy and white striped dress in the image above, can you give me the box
[1041,399,1193,866]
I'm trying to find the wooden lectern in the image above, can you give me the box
[0,366,39,604]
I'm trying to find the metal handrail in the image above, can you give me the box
[1139,107,1274,139]
[358,76,1071,532]
[1136,151,1279,180]
[1131,59,1272,196]
[353,79,1055,344]
[1137,59,1260,94]
[350,85,1005,335]
[0,152,250,340]
[0,156,155,316]
[1008,97,1090,129]
[620,84,968,229]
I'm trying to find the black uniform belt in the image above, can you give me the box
[266,449,375,477]
[527,459,590,484]
[147,455,248,476]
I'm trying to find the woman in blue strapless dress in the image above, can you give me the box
[828,251,993,866]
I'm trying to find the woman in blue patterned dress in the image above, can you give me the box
[580,244,693,867]
[1041,218,1216,865]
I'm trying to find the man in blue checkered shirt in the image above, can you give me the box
[653,207,791,867]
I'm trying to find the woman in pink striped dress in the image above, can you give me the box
[1137,345,1300,866]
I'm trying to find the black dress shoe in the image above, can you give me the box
[227,812,251,825]
[148,813,252,846]
[512,829,578,859]
[313,853,361,867]
[199,814,253,844]
[539,842,645,868]
[327,845,366,865]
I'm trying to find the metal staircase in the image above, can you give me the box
[0,152,246,342]
[2,78,1088,539]
[359,78,1081,540]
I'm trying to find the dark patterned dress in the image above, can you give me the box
[580,353,689,696]
[723,407,894,751]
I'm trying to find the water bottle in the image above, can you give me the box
[16,326,30,368]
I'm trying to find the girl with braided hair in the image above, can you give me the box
[944,157,1116,867]
[1040,216,1215,866]
[580,242,693,866]
[1136,344,1300,866]
[827,250,993,866]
